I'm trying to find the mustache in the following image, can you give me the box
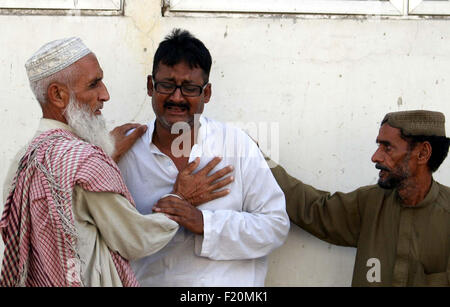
[375,163,391,172]
[164,101,190,110]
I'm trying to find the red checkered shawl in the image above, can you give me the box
[0,129,139,287]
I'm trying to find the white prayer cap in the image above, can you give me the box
[25,37,91,82]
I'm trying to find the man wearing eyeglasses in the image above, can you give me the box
[117,29,290,286]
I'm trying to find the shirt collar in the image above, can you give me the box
[145,115,207,161]
[37,118,76,135]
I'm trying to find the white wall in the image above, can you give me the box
[0,0,449,286]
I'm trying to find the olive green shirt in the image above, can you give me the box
[271,163,450,287]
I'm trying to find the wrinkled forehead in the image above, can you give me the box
[376,123,404,144]
[153,61,206,82]
[72,53,103,79]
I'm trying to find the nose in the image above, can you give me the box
[371,147,383,164]
[169,87,185,103]
[99,81,110,102]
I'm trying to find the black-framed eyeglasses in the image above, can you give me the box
[153,80,208,97]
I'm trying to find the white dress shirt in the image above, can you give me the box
[118,116,289,286]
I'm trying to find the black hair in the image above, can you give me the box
[402,134,450,173]
[152,29,212,83]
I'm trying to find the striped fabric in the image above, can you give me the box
[0,129,139,287]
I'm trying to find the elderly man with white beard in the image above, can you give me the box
[1,37,233,287]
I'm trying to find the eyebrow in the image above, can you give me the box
[157,77,196,84]
[92,69,104,81]
[89,75,103,83]
[376,139,391,147]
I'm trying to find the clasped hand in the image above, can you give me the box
[153,157,234,234]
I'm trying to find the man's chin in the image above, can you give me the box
[159,116,195,130]
[377,180,394,189]
[377,177,401,190]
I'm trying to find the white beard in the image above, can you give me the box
[64,96,115,157]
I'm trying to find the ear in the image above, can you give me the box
[416,141,432,166]
[47,82,70,109]
[147,75,154,96]
[203,83,212,104]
